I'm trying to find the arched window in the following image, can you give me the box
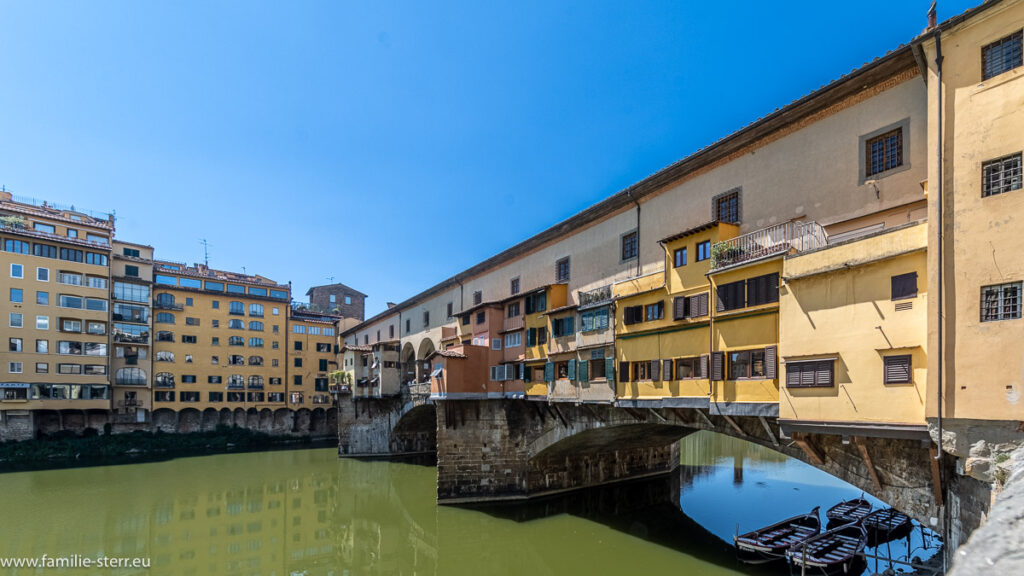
[248,375,264,389]
[249,303,264,317]
[228,336,244,346]
[116,367,146,386]
[155,293,176,307]
[229,301,244,315]
[227,374,244,388]
[248,337,264,348]
[156,331,174,342]
[155,372,175,388]
[248,356,264,366]
[248,321,263,331]
[155,351,175,362]
[228,319,244,329]
[155,312,175,324]
[229,355,245,366]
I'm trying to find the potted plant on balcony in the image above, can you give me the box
[0,215,26,230]
[329,370,352,395]
[711,243,743,268]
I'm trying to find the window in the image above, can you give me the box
[580,308,609,331]
[716,280,745,312]
[673,247,687,268]
[34,222,55,234]
[85,298,107,312]
[62,319,82,332]
[154,391,174,402]
[57,271,82,286]
[510,277,520,295]
[228,336,244,346]
[87,321,105,335]
[209,391,224,402]
[786,359,834,388]
[249,303,264,317]
[36,340,48,353]
[491,338,501,351]
[229,355,245,366]
[673,292,709,319]
[58,341,83,355]
[317,343,331,352]
[85,234,109,246]
[156,331,174,342]
[212,300,220,309]
[155,372,175,388]
[249,320,263,331]
[294,341,303,351]
[32,245,55,263]
[294,358,303,367]
[696,241,711,262]
[58,364,81,375]
[87,276,107,289]
[125,265,139,277]
[473,290,482,305]
[182,335,197,344]
[746,273,779,306]
[293,375,302,387]
[34,291,48,306]
[229,301,244,315]
[621,230,638,261]
[883,355,913,384]
[9,362,23,373]
[9,338,22,352]
[208,375,222,384]
[67,229,77,238]
[123,247,141,257]
[644,301,664,322]
[622,305,644,325]
[155,350,174,362]
[446,302,454,318]
[156,312,175,324]
[713,188,741,223]
[293,325,306,334]
[675,356,705,379]
[249,356,265,367]
[507,302,520,317]
[228,375,245,388]
[248,376,264,389]
[10,287,23,303]
[891,272,918,301]
[272,306,280,315]
[981,282,1022,322]
[58,294,82,309]
[982,30,1023,80]
[982,153,1022,197]
[113,368,146,386]
[113,282,149,303]
[551,316,575,337]
[184,317,200,326]
[866,127,903,177]
[59,248,83,262]
[11,263,23,278]
[10,312,23,328]
[330,294,337,304]
[728,348,772,380]
[3,239,29,254]
[36,362,48,374]
[228,319,244,329]
[36,316,48,330]
[36,267,49,281]
[556,257,570,282]
[504,332,522,348]
[249,337,264,347]
[476,311,485,324]
[423,310,429,327]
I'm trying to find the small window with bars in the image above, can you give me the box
[981,30,1023,81]
[883,355,912,385]
[982,153,1022,197]
[866,128,903,177]
[713,189,741,224]
[981,281,1022,322]
[621,230,638,261]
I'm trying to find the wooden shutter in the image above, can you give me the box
[815,361,834,387]
[527,328,535,346]
[700,354,709,379]
[697,293,709,317]
[525,295,534,314]
[883,355,912,384]
[673,297,687,320]
[578,359,588,383]
[619,361,630,383]
[606,357,616,385]
[650,359,661,381]
[711,351,725,381]
[567,359,576,381]
[544,362,554,383]
[764,345,777,379]
[663,359,674,381]
[524,364,532,383]
[539,327,547,344]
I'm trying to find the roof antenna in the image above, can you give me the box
[327,276,335,283]
[200,238,211,266]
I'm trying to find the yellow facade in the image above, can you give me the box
[287,315,339,408]
[780,222,928,426]
[110,240,155,418]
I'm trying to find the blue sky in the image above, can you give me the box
[0,1,975,316]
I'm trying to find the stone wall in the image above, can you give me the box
[0,407,338,442]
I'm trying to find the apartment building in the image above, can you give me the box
[288,307,339,408]
[305,282,366,320]
[110,240,154,421]
[0,192,114,422]
[150,261,290,410]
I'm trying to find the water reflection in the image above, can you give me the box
[0,432,940,576]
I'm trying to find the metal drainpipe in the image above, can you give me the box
[934,30,944,461]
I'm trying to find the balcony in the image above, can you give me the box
[578,284,612,310]
[152,301,183,311]
[710,220,827,271]
[441,326,457,341]
[503,315,524,333]
[113,333,149,344]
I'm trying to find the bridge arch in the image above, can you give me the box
[416,339,436,383]
[389,403,438,455]
[401,343,416,385]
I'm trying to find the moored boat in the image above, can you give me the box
[786,522,867,576]
[825,496,872,527]
[733,506,820,564]
[861,507,912,546]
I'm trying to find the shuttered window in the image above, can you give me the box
[673,293,709,320]
[785,360,834,388]
[883,355,912,384]
[650,359,660,381]
[623,305,644,325]
[728,348,774,379]
[578,359,589,383]
[606,357,616,385]
[673,296,688,320]
[891,272,918,301]
[675,357,701,379]
[689,292,709,317]
[716,281,745,312]
[746,273,779,306]
[711,351,725,381]
[644,301,664,321]
[619,361,630,383]
[663,359,673,381]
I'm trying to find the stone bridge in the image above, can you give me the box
[338,395,947,528]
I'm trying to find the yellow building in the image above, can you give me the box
[0,192,114,432]
[110,240,154,421]
[287,308,340,408]
[150,261,290,411]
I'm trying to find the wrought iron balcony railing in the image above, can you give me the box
[710,221,827,270]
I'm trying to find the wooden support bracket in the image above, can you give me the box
[929,445,944,507]
[758,416,779,447]
[623,407,648,422]
[792,432,825,466]
[720,414,747,437]
[649,408,668,423]
[694,409,715,428]
[854,437,883,493]
[550,403,569,428]
[583,403,606,424]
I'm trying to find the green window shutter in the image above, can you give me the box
[618,361,630,383]
[606,357,616,385]
[524,364,532,382]
[544,362,554,383]
[598,308,609,329]
[527,328,536,346]
[578,358,588,383]
[568,359,576,381]
[567,316,575,333]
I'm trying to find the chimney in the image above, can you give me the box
[927,1,937,30]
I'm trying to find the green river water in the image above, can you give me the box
[0,431,941,575]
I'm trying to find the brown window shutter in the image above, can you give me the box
[673,297,686,320]
[786,363,799,387]
[619,361,630,382]
[715,286,726,312]
[649,359,660,381]
[663,359,673,381]
[700,354,709,378]
[711,351,725,381]
[816,360,834,387]
[883,355,912,384]
[764,346,777,379]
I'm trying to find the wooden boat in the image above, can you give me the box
[786,522,867,576]
[733,506,820,564]
[861,507,912,546]
[825,497,872,526]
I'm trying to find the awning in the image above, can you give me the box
[430,368,443,378]
[0,382,30,389]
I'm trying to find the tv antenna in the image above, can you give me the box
[327,276,335,283]
[200,238,211,266]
